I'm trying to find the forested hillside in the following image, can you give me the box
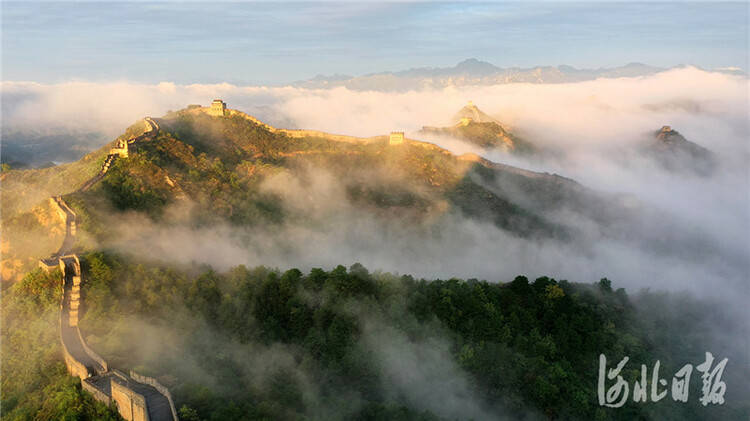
[3,256,747,420]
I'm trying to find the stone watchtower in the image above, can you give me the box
[208,99,227,117]
[389,131,405,145]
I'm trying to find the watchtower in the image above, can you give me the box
[389,131,405,145]
[208,99,227,117]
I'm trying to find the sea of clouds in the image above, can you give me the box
[3,66,748,418]
[3,67,748,295]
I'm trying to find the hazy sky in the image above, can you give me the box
[2,1,748,85]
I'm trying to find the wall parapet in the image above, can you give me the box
[59,301,92,380]
[130,370,179,421]
[76,328,109,375]
[60,336,91,379]
[50,197,68,221]
[56,196,77,219]
[279,128,384,144]
[111,376,150,421]
[82,379,112,404]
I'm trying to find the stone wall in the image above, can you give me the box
[36,116,177,420]
[59,315,92,380]
[80,117,160,193]
[82,379,111,405]
[280,128,384,145]
[53,232,177,420]
[58,254,99,381]
[50,197,68,221]
[76,327,108,374]
[112,375,150,421]
[130,370,179,421]
[207,105,386,145]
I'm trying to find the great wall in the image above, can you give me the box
[34,100,572,420]
[208,100,569,184]
[35,102,427,420]
[39,116,177,421]
[202,99,407,146]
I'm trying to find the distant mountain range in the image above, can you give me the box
[293,59,745,91]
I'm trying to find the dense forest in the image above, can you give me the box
[2,254,746,420]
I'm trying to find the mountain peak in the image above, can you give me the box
[453,101,497,124]
[649,125,717,176]
[655,125,685,144]
[454,58,498,74]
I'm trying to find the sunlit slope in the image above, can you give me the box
[421,120,538,154]
[0,120,151,282]
[421,102,538,154]
[67,107,594,246]
[1,120,149,216]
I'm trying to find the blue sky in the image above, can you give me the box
[2,1,748,85]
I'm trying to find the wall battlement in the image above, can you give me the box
[196,101,396,146]
[112,377,150,421]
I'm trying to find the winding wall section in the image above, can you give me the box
[39,118,177,421]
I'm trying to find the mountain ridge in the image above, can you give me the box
[4,102,747,421]
[292,59,745,91]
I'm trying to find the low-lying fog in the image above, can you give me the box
[3,66,748,331]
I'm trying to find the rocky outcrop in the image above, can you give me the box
[452,101,497,124]
[420,102,539,155]
[648,125,717,176]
